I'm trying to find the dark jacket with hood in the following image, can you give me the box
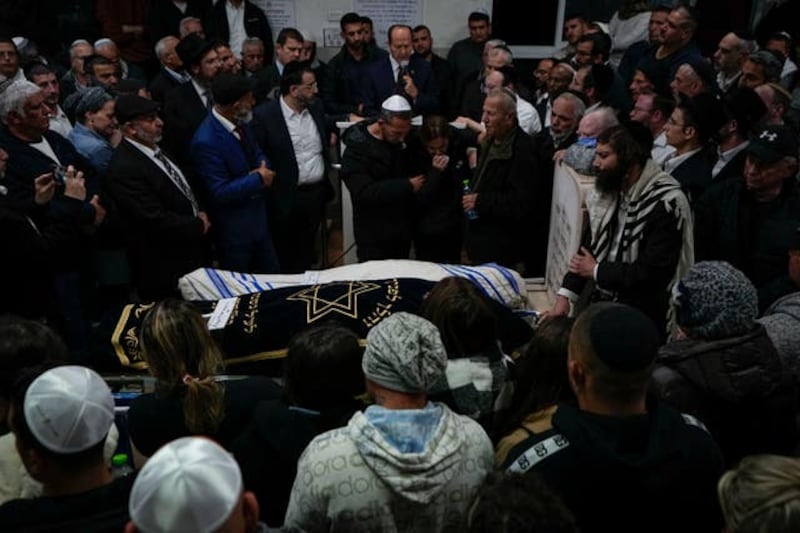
[496,400,724,533]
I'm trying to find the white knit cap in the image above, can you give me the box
[382,94,412,113]
[24,365,115,454]
[129,437,243,533]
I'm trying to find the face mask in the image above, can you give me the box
[577,136,597,148]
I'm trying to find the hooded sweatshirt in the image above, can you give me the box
[284,402,493,532]
[497,401,724,533]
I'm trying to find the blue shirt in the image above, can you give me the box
[68,122,114,174]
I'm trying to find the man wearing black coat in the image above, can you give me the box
[106,95,210,301]
[251,62,334,273]
[463,88,540,271]
[204,0,273,63]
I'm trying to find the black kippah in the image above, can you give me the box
[588,304,659,372]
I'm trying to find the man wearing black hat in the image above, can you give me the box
[695,124,800,311]
[190,72,278,273]
[106,94,210,301]
[497,303,724,533]
[712,86,767,182]
[669,57,718,101]
[162,33,220,173]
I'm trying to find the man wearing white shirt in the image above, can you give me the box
[25,63,73,139]
[205,0,273,61]
[0,38,25,84]
[251,61,334,273]
[149,36,191,102]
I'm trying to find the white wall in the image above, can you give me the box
[282,0,494,60]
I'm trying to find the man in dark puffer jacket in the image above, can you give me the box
[652,260,798,467]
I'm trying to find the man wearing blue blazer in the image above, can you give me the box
[251,61,334,273]
[191,73,279,273]
[359,24,441,117]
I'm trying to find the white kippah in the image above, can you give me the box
[129,437,243,533]
[24,365,115,454]
[382,94,412,113]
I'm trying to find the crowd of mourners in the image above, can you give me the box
[1,0,800,531]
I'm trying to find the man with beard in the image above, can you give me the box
[340,94,427,261]
[546,123,693,338]
[106,94,210,301]
[191,72,278,273]
[251,61,334,273]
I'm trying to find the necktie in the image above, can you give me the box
[204,89,214,111]
[396,65,408,97]
[154,149,199,214]
[234,124,247,145]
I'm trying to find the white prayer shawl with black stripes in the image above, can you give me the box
[585,159,694,331]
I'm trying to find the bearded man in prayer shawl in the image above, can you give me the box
[546,123,693,339]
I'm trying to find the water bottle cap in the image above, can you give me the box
[112,453,129,467]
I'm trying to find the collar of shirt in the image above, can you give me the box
[716,71,741,92]
[717,140,749,163]
[390,57,405,79]
[165,66,190,83]
[212,107,239,136]
[225,0,245,13]
[125,136,159,158]
[191,78,210,106]
[663,147,702,173]
[279,95,308,121]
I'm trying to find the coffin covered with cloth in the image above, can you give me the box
[108,277,533,376]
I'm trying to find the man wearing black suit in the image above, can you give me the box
[251,27,302,104]
[359,24,440,117]
[106,95,210,301]
[251,62,334,273]
[412,25,454,119]
[149,36,190,103]
[162,33,220,192]
[205,0,273,64]
[713,86,767,183]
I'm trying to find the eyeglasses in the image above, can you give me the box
[298,81,317,89]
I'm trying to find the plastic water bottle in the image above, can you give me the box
[462,179,479,220]
[111,453,134,478]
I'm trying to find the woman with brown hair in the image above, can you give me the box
[126,299,281,465]
[411,114,473,263]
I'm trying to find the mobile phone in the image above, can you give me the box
[52,164,67,185]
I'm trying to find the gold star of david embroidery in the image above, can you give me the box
[287,281,383,323]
